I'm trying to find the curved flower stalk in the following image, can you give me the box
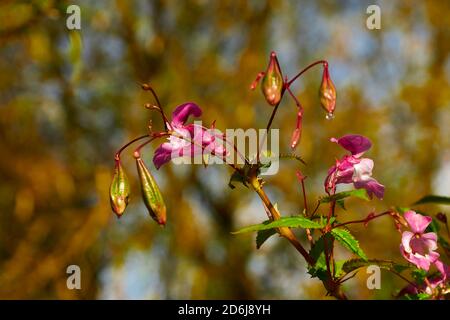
[251,52,335,152]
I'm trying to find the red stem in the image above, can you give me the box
[301,179,308,214]
[257,94,284,163]
[115,134,150,160]
[287,60,328,87]
[333,211,392,229]
[142,84,170,129]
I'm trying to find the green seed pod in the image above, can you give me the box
[110,160,130,218]
[261,52,284,106]
[135,156,166,225]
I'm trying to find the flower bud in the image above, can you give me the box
[436,212,447,224]
[135,156,166,225]
[319,64,336,119]
[290,110,303,150]
[261,52,284,106]
[390,211,408,231]
[110,160,130,218]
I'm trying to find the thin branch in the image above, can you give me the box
[333,211,392,229]
[115,134,150,160]
[287,60,328,87]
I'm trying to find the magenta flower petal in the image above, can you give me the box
[153,142,174,169]
[331,134,372,157]
[401,231,414,253]
[353,178,385,199]
[421,232,438,251]
[404,211,432,234]
[410,254,432,271]
[335,159,356,184]
[153,102,228,169]
[428,251,440,263]
[397,283,419,297]
[435,260,450,280]
[171,102,202,127]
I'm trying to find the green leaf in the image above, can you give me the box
[331,228,368,261]
[336,199,346,210]
[279,153,306,165]
[343,259,410,274]
[395,206,410,214]
[438,236,450,258]
[426,218,440,233]
[308,234,332,280]
[411,269,428,284]
[320,189,370,204]
[232,216,322,234]
[309,234,327,262]
[414,195,450,205]
[256,229,277,249]
[334,260,346,278]
[416,293,432,300]
[308,235,347,279]
[403,293,432,300]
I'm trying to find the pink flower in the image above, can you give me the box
[325,134,384,199]
[400,211,440,271]
[153,103,226,169]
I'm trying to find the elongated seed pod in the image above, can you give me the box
[110,160,130,218]
[135,156,166,225]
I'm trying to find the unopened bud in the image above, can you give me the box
[141,83,151,91]
[436,212,447,224]
[261,52,284,106]
[364,212,375,227]
[319,64,336,118]
[135,156,166,225]
[390,211,408,228]
[295,171,306,182]
[290,110,303,150]
[109,160,130,218]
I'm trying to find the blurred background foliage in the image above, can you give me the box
[0,0,449,299]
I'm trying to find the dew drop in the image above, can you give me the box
[325,112,334,120]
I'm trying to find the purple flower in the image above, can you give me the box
[153,103,226,169]
[325,134,384,199]
[400,211,440,271]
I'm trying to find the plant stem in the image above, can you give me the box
[256,97,283,163]
[333,211,392,229]
[142,84,169,129]
[287,60,328,87]
[115,134,150,160]
[391,270,421,290]
[297,173,313,244]
[249,176,314,265]
[326,199,336,227]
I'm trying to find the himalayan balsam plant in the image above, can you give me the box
[110,52,450,300]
